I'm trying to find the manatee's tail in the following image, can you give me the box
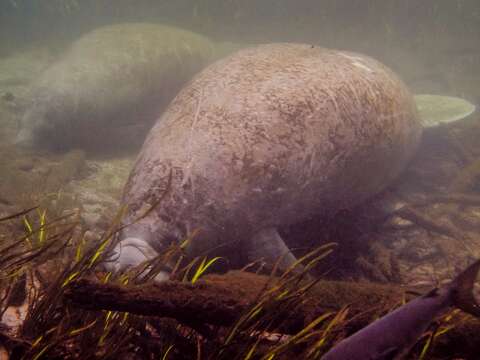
[451,259,480,317]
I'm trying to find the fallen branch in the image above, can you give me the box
[427,193,480,207]
[394,205,466,240]
[62,270,480,359]
[408,193,480,208]
[64,271,402,334]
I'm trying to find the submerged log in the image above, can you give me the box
[63,270,480,358]
[394,205,466,240]
[64,270,402,333]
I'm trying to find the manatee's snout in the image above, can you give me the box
[104,236,170,282]
[103,218,184,282]
[15,108,48,149]
[15,127,36,148]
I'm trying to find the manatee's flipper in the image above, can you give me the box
[104,237,170,282]
[246,227,298,272]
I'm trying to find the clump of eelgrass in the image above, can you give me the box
[0,205,146,359]
[0,203,461,360]
[204,244,348,360]
[0,202,347,359]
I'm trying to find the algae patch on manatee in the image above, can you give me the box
[415,94,476,128]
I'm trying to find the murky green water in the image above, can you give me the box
[1,2,480,359]
[0,0,479,286]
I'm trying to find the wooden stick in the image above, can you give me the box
[61,270,480,358]
[394,206,465,240]
[64,271,402,334]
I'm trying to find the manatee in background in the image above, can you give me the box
[16,22,214,152]
[106,43,422,279]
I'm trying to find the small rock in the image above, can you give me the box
[16,159,34,172]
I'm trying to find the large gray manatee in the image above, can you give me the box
[16,23,214,152]
[107,43,422,279]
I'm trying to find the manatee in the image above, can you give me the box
[16,23,214,152]
[105,43,423,278]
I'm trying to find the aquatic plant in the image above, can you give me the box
[190,256,223,284]
[1,198,480,358]
[0,206,345,359]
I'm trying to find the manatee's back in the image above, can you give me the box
[18,23,215,151]
[123,43,421,232]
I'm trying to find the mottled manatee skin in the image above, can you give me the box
[120,43,422,262]
[17,23,214,152]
